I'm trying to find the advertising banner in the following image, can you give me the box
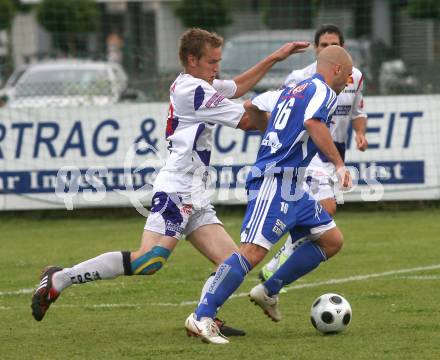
[0,95,439,210]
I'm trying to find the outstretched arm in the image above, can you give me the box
[305,119,351,189]
[231,42,309,98]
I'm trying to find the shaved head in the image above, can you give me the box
[317,45,352,70]
[316,45,353,94]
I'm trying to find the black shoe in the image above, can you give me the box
[215,318,246,336]
[31,266,62,321]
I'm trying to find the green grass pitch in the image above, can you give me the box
[1,207,440,359]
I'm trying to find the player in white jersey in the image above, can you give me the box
[31,28,309,336]
[259,24,368,282]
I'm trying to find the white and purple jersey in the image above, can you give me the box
[248,73,337,185]
[284,62,366,161]
[154,73,244,196]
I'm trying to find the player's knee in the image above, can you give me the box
[239,243,267,268]
[131,246,171,275]
[328,229,343,256]
[318,227,343,258]
[333,231,344,251]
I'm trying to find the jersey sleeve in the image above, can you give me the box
[251,89,283,113]
[194,83,244,128]
[303,82,337,124]
[212,79,237,99]
[351,74,367,120]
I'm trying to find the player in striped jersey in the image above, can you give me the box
[185,45,353,344]
[260,24,368,283]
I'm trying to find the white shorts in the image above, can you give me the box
[304,155,343,204]
[144,191,222,240]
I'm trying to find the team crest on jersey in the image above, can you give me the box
[292,83,309,94]
[282,83,309,100]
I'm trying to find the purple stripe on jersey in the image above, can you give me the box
[193,123,211,166]
[193,123,206,150]
[196,150,212,166]
[194,85,205,110]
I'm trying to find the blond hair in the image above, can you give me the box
[179,28,223,67]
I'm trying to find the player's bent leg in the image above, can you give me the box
[262,217,337,298]
[263,239,328,297]
[260,186,337,283]
[314,226,343,258]
[261,197,337,282]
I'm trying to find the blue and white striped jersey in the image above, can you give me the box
[247,73,337,184]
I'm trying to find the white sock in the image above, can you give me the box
[265,236,294,272]
[282,235,295,258]
[264,256,280,273]
[52,252,125,292]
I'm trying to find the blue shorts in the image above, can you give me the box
[240,175,335,250]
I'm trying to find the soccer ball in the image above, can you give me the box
[310,293,352,334]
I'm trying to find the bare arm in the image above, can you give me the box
[305,119,351,188]
[231,42,309,98]
[243,99,270,132]
[352,116,368,151]
[236,112,258,131]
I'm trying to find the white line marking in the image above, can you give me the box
[0,288,34,296]
[1,264,440,310]
[179,263,440,306]
[398,275,440,280]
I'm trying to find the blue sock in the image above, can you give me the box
[264,241,326,296]
[195,252,251,320]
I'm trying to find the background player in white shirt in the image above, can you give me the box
[31,28,309,336]
[260,24,368,282]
